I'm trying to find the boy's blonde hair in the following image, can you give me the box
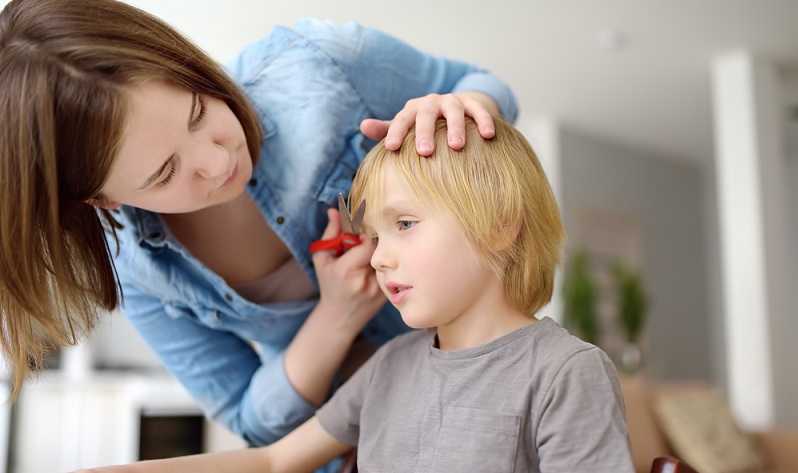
[350,117,565,316]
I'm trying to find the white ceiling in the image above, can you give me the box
[7,0,798,165]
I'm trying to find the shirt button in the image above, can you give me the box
[369,327,379,336]
[248,178,258,187]
[276,216,285,224]
[224,293,233,302]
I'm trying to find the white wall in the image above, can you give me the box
[783,143,798,424]
[560,127,712,381]
[783,73,798,425]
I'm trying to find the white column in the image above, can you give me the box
[711,51,789,429]
[517,116,564,324]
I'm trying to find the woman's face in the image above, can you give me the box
[99,79,252,213]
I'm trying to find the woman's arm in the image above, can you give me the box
[285,208,387,406]
[294,18,518,156]
[74,418,350,473]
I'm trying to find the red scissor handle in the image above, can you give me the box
[308,232,361,256]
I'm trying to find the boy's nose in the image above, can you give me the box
[370,242,394,271]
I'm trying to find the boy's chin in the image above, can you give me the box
[399,314,437,330]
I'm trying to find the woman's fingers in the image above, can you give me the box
[358,92,499,157]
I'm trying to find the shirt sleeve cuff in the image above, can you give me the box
[239,350,318,446]
[453,71,519,123]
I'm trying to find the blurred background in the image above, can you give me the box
[2,1,797,472]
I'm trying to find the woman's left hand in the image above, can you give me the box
[360,91,500,157]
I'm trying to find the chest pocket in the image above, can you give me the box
[430,406,520,473]
[163,301,222,329]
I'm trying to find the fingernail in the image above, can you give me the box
[482,125,495,136]
[450,133,464,146]
[419,140,433,152]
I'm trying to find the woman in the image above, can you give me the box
[0,0,517,462]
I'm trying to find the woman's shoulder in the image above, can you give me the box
[225,17,384,84]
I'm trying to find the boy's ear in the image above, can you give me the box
[85,198,122,210]
[491,219,522,252]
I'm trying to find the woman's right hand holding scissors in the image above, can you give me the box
[285,207,385,406]
[311,206,386,334]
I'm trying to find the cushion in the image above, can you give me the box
[653,388,769,473]
[619,376,671,473]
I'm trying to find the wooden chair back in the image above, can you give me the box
[650,455,699,473]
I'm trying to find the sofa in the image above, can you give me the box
[620,376,798,473]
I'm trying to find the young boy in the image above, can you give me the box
[79,117,634,472]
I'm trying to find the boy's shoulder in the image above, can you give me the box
[533,317,599,352]
[528,318,620,396]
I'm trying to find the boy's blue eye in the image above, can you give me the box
[398,220,415,231]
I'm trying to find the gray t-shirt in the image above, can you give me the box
[316,317,634,473]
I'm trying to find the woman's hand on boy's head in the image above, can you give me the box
[359,92,499,157]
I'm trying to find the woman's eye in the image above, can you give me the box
[190,94,207,128]
[155,164,178,187]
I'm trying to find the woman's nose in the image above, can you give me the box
[194,143,229,180]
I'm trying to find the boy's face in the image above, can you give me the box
[366,165,497,333]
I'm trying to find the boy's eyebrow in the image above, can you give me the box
[137,92,196,191]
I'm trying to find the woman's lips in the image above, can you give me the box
[222,162,239,187]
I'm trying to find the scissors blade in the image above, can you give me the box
[338,193,354,234]
[350,200,366,234]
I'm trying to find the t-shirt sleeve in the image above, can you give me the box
[316,343,384,446]
[535,348,635,473]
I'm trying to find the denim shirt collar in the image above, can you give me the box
[120,206,168,248]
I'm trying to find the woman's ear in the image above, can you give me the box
[85,198,122,210]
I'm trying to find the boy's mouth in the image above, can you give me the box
[385,282,410,294]
[385,282,412,304]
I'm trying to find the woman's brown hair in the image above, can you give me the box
[0,0,262,398]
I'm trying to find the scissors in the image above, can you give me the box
[309,193,366,256]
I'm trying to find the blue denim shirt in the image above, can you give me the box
[111,17,517,454]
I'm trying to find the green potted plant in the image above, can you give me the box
[612,261,648,374]
[562,249,599,345]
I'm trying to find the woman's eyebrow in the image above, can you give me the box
[137,155,174,190]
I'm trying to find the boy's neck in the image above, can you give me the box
[434,297,537,351]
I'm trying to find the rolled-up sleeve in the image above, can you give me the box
[238,350,317,445]
[120,282,315,446]
[451,71,518,122]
